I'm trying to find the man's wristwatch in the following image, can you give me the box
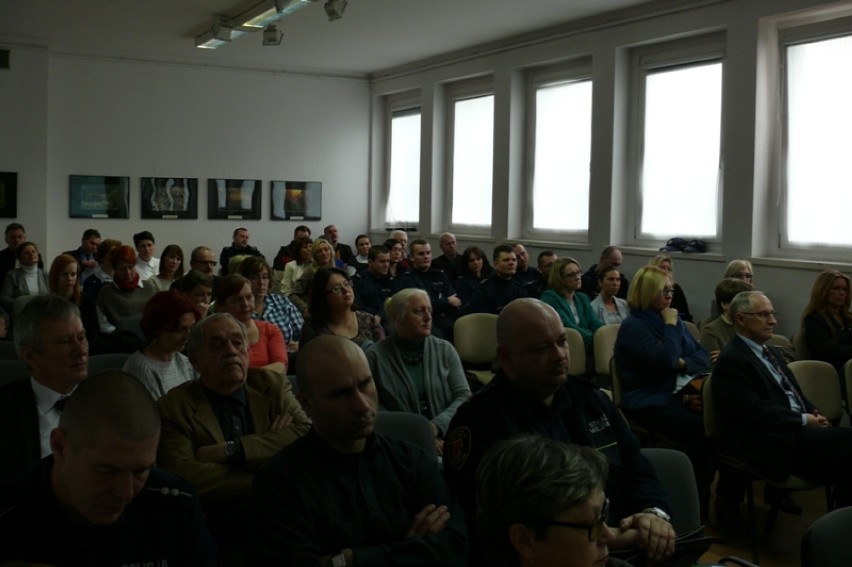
[642,507,671,522]
[224,440,238,461]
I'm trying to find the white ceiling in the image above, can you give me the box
[0,0,656,78]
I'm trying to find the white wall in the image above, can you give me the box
[1,51,371,267]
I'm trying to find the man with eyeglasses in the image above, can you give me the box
[713,290,852,508]
[445,298,675,565]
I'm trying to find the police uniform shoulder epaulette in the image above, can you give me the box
[139,469,197,505]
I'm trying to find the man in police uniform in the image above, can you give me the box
[445,298,676,564]
[432,232,463,280]
[353,244,394,326]
[396,239,461,339]
[459,244,526,316]
[0,370,218,565]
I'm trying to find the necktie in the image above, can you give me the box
[53,396,69,412]
[762,345,806,410]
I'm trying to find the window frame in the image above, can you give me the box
[382,91,422,229]
[522,57,594,243]
[444,76,495,236]
[626,32,726,248]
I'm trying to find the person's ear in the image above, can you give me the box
[509,523,537,561]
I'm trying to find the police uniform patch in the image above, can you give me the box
[446,426,471,470]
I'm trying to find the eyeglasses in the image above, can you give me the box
[562,270,583,279]
[661,288,675,297]
[544,498,609,542]
[742,311,777,320]
[326,280,353,295]
[195,260,217,267]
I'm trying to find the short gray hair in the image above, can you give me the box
[15,295,82,357]
[384,288,429,333]
[186,312,247,355]
[729,290,762,321]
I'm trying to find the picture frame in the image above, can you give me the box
[0,172,18,218]
[207,179,262,220]
[69,175,130,219]
[270,180,322,221]
[140,177,198,219]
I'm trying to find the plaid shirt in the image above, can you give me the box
[253,293,304,344]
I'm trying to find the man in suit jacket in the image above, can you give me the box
[0,295,88,479]
[157,312,310,561]
[63,228,101,281]
[713,290,852,506]
[323,224,354,266]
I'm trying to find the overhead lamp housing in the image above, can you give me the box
[262,25,284,45]
[323,0,347,21]
[195,16,233,49]
[232,0,313,31]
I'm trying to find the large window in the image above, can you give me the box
[385,105,421,226]
[783,31,852,248]
[447,80,494,229]
[629,34,725,244]
[526,61,592,237]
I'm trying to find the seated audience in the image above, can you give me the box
[49,254,82,305]
[352,244,394,324]
[172,269,214,318]
[367,289,470,455]
[541,257,603,347]
[580,246,628,300]
[122,290,200,400]
[713,291,852,508]
[512,243,541,297]
[454,245,493,305]
[220,227,263,275]
[147,243,185,291]
[444,298,675,565]
[134,230,160,281]
[62,227,100,281]
[290,237,338,314]
[700,277,756,365]
[278,235,312,295]
[0,371,218,565]
[216,274,288,375]
[433,232,463,281]
[300,267,385,349]
[459,244,526,315]
[96,245,157,331]
[189,245,219,280]
[613,265,715,511]
[476,436,614,567]
[383,237,406,278]
[708,259,755,320]
[157,313,309,563]
[802,270,852,377]
[251,335,467,566]
[236,256,304,348]
[0,241,48,312]
[590,265,630,324]
[0,295,88,478]
[323,224,355,267]
[649,253,693,322]
[82,238,122,303]
[396,239,461,339]
[0,223,41,288]
[273,225,311,270]
[349,233,371,273]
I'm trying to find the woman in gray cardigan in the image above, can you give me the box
[366,288,471,455]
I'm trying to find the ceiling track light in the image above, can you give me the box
[195,15,233,49]
[323,0,347,21]
[262,25,284,46]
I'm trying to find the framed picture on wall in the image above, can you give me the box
[207,179,262,220]
[270,180,322,221]
[0,172,18,218]
[69,175,130,219]
[141,177,198,219]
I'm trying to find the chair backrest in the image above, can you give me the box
[793,330,812,360]
[642,447,702,535]
[88,353,132,375]
[564,327,585,376]
[115,314,145,343]
[609,357,623,405]
[788,360,843,422]
[593,324,621,376]
[12,294,38,320]
[801,506,852,567]
[844,360,852,407]
[683,321,700,342]
[453,313,498,365]
[0,359,30,387]
[766,333,793,350]
[0,340,19,360]
[374,411,436,458]
[702,373,723,440]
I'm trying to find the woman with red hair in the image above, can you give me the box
[122,290,200,399]
[48,253,82,305]
[96,244,157,331]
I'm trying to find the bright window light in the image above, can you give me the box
[451,95,494,226]
[532,80,592,231]
[386,110,421,225]
[641,62,721,237]
[786,35,852,246]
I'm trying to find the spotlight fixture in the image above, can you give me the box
[323,0,347,21]
[262,25,284,45]
[195,16,233,49]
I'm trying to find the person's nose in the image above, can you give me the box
[110,472,138,503]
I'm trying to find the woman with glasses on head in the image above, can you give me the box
[614,265,714,513]
[215,274,288,376]
[236,256,304,349]
[299,267,384,350]
[147,244,185,292]
[801,270,852,378]
[541,257,603,348]
[476,435,614,567]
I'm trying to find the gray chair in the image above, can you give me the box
[88,353,131,374]
[801,506,852,567]
[789,359,843,423]
[564,327,585,377]
[453,313,498,386]
[641,447,701,535]
[0,359,30,387]
[793,330,812,360]
[374,411,436,458]
[115,314,145,343]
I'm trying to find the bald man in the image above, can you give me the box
[0,371,217,565]
[251,335,467,566]
[445,298,675,564]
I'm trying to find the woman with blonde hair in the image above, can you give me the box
[802,269,852,375]
[648,253,692,322]
[289,238,338,314]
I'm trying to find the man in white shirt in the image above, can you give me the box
[134,230,160,280]
[0,295,89,478]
